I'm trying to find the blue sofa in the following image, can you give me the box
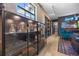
[59,28,73,40]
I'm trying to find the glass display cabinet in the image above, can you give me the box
[37,22,46,53]
[3,11,46,56]
[40,23,46,46]
[37,22,41,52]
[0,15,2,56]
[4,11,28,56]
[27,20,38,56]
[45,16,51,38]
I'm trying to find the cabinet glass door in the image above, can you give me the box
[0,15,2,56]
[4,11,28,56]
[28,20,38,55]
[41,24,46,47]
[37,23,46,53]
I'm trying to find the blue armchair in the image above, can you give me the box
[59,28,73,40]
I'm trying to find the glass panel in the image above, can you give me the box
[17,3,35,20]
[30,4,35,14]
[31,14,35,20]
[0,15,2,56]
[16,6,25,17]
[25,3,35,14]
[28,20,38,55]
[4,11,28,56]
[37,23,41,53]
[25,12,30,19]
[25,3,29,11]
[37,23,46,53]
[17,3,25,9]
[41,24,45,40]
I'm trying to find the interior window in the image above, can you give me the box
[16,3,35,20]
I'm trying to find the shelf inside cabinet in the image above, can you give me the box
[3,11,46,56]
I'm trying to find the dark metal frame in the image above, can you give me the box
[2,11,46,56]
[17,3,36,21]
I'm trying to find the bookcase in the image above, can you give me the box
[45,16,51,38]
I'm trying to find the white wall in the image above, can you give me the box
[4,3,37,21]
[40,3,79,19]
[4,3,17,14]
[53,3,79,17]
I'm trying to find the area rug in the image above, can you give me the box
[58,39,78,56]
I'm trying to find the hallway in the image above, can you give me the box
[39,34,67,56]
[1,3,79,56]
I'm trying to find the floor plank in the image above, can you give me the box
[38,34,67,56]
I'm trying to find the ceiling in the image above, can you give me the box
[40,3,79,20]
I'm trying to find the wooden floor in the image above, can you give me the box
[38,33,67,56]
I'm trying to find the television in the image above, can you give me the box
[61,16,78,28]
[64,16,75,22]
[61,22,77,28]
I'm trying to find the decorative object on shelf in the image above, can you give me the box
[6,19,16,33]
[4,11,46,56]
[18,22,27,32]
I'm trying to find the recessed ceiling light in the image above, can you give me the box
[38,23,40,25]
[28,20,32,23]
[13,15,20,20]
[6,19,14,24]
[20,22,25,25]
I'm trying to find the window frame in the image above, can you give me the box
[16,3,36,20]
